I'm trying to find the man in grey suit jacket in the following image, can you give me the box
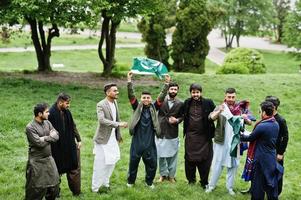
[156,82,184,183]
[92,83,128,193]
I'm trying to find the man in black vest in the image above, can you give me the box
[156,82,184,183]
[49,93,81,196]
[183,83,216,189]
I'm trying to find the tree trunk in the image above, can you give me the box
[26,17,59,72]
[98,11,120,76]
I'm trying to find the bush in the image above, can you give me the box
[217,48,266,74]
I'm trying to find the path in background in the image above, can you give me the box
[0,29,293,65]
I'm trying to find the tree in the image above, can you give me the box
[283,0,301,51]
[0,0,89,72]
[90,0,161,76]
[171,0,222,73]
[215,0,274,49]
[137,0,177,69]
[272,0,290,43]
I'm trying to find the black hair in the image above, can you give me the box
[189,83,202,92]
[141,91,151,95]
[225,88,236,94]
[169,82,179,89]
[56,92,71,103]
[34,103,48,117]
[104,83,117,94]
[265,96,280,110]
[260,101,274,116]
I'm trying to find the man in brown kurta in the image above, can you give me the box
[183,83,216,189]
[25,103,60,200]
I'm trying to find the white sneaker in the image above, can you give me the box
[228,189,235,195]
[126,183,134,188]
[146,184,155,189]
[205,186,214,193]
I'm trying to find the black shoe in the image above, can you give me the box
[240,189,250,194]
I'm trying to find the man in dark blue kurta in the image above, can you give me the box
[126,71,170,188]
[241,101,281,200]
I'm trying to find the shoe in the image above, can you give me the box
[146,184,155,189]
[228,189,235,195]
[169,177,176,183]
[157,176,167,183]
[205,186,214,193]
[126,183,134,188]
[240,189,250,194]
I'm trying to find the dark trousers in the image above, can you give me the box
[127,146,157,186]
[59,149,81,196]
[277,159,283,195]
[185,157,212,188]
[25,184,59,200]
[251,164,278,200]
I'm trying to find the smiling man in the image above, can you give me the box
[126,71,170,189]
[183,83,216,189]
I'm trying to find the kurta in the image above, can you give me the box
[25,120,59,189]
[185,99,211,161]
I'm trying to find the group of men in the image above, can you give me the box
[25,94,81,199]
[25,71,288,200]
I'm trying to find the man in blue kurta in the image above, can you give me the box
[241,101,281,200]
[126,71,170,188]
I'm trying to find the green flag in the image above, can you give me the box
[131,57,168,79]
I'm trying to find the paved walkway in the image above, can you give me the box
[0,29,294,65]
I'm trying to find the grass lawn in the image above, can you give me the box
[0,49,218,74]
[0,72,301,199]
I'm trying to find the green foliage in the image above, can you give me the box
[218,48,266,74]
[214,0,275,48]
[137,0,176,69]
[272,0,291,42]
[283,0,301,51]
[171,0,222,73]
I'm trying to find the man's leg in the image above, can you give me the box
[142,146,157,186]
[103,164,116,187]
[127,146,142,185]
[45,184,60,200]
[159,157,168,177]
[185,159,196,184]
[67,148,81,195]
[277,159,284,195]
[197,158,213,189]
[167,151,178,179]
[250,164,265,200]
[226,166,238,190]
[92,147,107,192]
[25,186,47,200]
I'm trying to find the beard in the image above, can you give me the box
[169,92,177,98]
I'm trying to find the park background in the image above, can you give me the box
[1,0,301,199]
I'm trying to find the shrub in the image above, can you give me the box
[217,48,266,74]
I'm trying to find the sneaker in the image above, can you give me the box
[240,189,250,194]
[126,183,134,188]
[146,184,155,189]
[205,186,214,193]
[228,189,235,195]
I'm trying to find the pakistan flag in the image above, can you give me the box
[131,57,168,79]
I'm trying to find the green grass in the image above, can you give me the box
[0,73,301,199]
[0,49,219,74]
[0,33,141,48]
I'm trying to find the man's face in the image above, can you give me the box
[59,100,70,110]
[168,86,178,98]
[141,94,152,106]
[40,108,50,120]
[106,86,119,100]
[225,93,236,106]
[190,89,202,100]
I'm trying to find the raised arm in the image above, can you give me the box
[127,71,139,110]
[154,74,171,110]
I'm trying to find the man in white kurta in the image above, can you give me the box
[92,83,128,193]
